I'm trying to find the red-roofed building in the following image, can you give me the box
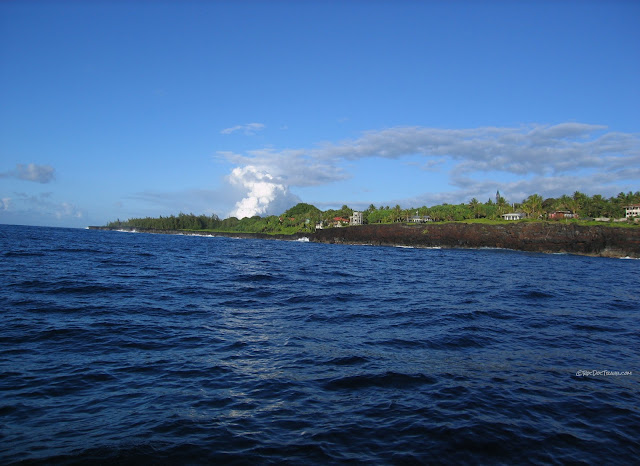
[332,217,350,227]
[549,210,577,220]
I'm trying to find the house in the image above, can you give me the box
[332,216,350,227]
[625,204,640,218]
[549,210,577,220]
[410,215,432,223]
[501,212,526,221]
[350,211,363,225]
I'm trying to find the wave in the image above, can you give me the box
[323,371,437,390]
[3,251,46,257]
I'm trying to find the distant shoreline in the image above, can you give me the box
[88,226,309,241]
[88,223,640,259]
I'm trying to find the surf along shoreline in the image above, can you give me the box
[88,222,640,259]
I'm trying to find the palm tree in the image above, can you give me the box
[522,194,543,219]
[571,191,588,216]
[496,194,510,216]
[392,205,402,222]
[590,194,606,218]
[469,198,480,218]
[556,194,572,211]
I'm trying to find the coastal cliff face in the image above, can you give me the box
[90,223,640,258]
[311,223,640,258]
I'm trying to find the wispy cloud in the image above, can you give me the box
[56,202,83,219]
[0,163,56,183]
[128,188,237,218]
[220,148,348,188]
[220,123,266,136]
[217,122,639,210]
[1,192,83,219]
[310,123,629,176]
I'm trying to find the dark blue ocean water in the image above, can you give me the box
[1,224,638,464]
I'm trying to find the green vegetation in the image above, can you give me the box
[106,191,640,233]
[107,213,221,231]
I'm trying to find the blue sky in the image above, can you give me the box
[1,0,639,227]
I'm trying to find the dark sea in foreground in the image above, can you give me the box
[1,224,638,465]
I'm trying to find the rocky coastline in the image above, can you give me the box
[88,226,309,241]
[88,222,640,258]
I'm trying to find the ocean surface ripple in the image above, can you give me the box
[1,225,638,464]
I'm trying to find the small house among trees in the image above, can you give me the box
[549,210,577,220]
[332,217,350,227]
[501,212,526,221]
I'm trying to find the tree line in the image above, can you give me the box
[107,213,222,231]
[363,191,639,223]
[106,191,640,233]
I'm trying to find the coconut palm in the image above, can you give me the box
[392,205,402,222]
[522,194,543,219]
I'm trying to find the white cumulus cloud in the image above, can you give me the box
[228,165,300,218]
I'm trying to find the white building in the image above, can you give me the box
[625,205,640,218]
[350,211,363,225]
[501,212,526,221]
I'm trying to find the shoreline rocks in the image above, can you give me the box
[88,223,640,258]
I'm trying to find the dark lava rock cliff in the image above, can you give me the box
[310,223,640,258]
[90,223,640,258]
